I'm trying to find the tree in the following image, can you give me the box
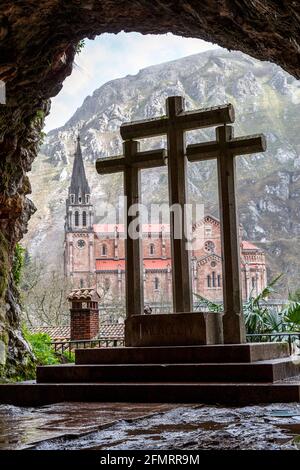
[20,257,72,327]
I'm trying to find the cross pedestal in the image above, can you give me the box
[96,96,266,347]
[125,311,224,347]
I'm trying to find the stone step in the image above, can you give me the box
[36,358,300,384]
[75,342,289,365]
[0,382,299,406]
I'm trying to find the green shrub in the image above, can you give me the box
[12,244,25,286]
[23,327,59,366]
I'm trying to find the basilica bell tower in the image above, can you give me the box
[64,135,95,288]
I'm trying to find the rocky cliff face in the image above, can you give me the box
[24,49,300,295]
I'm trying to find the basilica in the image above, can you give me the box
[64,138,267,311]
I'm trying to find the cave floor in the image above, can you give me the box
[1,402,300,450]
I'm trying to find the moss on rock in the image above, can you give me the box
[0,232,9,302]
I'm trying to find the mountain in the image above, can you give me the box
[23,49,300,295]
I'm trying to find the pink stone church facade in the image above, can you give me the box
[64,138,267,309]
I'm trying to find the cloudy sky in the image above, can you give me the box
[45,32,220,132]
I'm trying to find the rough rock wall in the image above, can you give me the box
[0,0,299,376]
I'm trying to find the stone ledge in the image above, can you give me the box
[0,382,299,406]
[75,342,290,364]
[36,357,300,384]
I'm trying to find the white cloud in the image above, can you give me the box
[44,32,220,132]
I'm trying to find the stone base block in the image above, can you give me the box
[125,312,223,347]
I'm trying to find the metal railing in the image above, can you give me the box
[50,332,300,359]
[246,332,300,355]
[51,337,125,358]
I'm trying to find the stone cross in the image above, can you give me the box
[96,140,166,318]
[186,125,266,343]
[121,96,235,313]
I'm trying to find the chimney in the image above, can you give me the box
[68,287,100,340]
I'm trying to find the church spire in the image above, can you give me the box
[69,134,90,202]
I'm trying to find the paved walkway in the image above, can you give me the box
[1,402,300,450]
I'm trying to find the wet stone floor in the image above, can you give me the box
[0,402,300,450]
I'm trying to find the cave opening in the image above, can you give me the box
[0,1,299,379]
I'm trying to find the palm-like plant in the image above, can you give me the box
[193,293,223,313]
[194,275,300,346]
[194,274,300,334]
[194,274,285,335]
[281,300,300,331]
[243,274,284,335]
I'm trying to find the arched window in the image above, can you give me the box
[70,194,75,204]
[252,277,256,289]
[86,195,90,203]
[207,274,211,288]
[82,211,87,227]
[80,279,84,288]
[154,277,159,290]
[78,196,82,204]
[212,271,216,287]
[149,243,155,256]
[75,211,79,227]
[217,274,221,287]
[101,244,107,256]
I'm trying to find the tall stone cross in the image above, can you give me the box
[186,125,266,343]
[96,140,166,317]
[120,96,235,313]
